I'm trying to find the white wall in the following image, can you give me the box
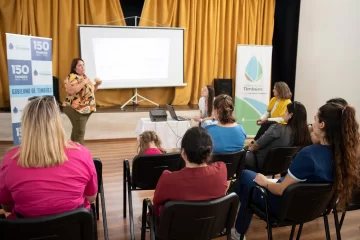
[295,0,360,123]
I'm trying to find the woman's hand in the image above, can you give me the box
[194,116,201,122]
[94,78,102,86]
[254,173,268,187]
[256,119,267,125]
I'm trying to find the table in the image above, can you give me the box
[135,118,191,150]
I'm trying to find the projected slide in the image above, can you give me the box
[79,26,185,89]
[92,38,170,80]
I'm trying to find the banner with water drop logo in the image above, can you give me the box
[6,33,53,145]
[235,45,272,137]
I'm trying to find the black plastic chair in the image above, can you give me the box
[243,183,335,240]
[92,158,108,240]
[332,187,360,240]
[212,150,246,180]
[141,193,240,240]
[123,152,182,240]
[258,147,300,178]
[0,208,94,240]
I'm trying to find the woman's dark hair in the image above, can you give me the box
[206,85,215,116]
[326,98,348,106]
[318,103,359,210]
[286,102,312,148]
[69,58,84,75]
[213,94,236,124]
[181,127,213,165]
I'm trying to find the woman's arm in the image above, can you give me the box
[65,77,90,96]
[254,173,299,196]
[1,203,14,212]
[85,194,97,203]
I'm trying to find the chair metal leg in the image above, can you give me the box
[296,223,303,240]
[100,185,109,240]
[289,225,296,240]
[339,211,346,230]
[333,208,342,240]
[96,194,100,220]
[123,161,127,218]
[128,177,135,240]
[323,215,331,240]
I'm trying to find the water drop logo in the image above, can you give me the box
[13,107,18,114]
[34,70,38,76]
[9,43,14,50]
[245,56,263,82]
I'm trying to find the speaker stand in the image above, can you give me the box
[121,88,159,110]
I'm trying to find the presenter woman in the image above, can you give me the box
[254,81,292,140]
[62,58,102,145]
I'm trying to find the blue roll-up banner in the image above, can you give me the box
[6,33,53,145]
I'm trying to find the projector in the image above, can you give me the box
[149,109,167,122]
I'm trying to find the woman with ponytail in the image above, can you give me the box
[152,127,227,216]
[231,103,360,240]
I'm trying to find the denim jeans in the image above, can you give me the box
[234,170,281,234]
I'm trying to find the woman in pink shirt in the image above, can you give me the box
[0,96,98,218]
[138,131,166,155]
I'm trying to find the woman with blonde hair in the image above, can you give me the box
[0,96,97,218]
[254,81,292,140]
[138,131,166,155]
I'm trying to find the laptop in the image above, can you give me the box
[166,104,190,121]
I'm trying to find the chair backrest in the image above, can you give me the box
[0,208,94,240]
[157,193,239,240]
[351,187,360,205]
[212,150,245,180]
[93,158,102,191]
[261,146,300,175]
[132,152,182,190]
[277,183,334,223]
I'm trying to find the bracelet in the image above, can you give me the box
[266,183,269,190]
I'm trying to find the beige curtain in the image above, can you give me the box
[0,0,275,108]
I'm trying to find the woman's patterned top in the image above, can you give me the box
[62,74,96,114]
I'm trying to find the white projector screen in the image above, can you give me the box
[78,25,185,89]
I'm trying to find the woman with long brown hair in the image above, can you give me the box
[231,103,360,240]
[194,85,216,127]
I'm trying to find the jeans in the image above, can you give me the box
[63,106,92,145]
[235,170,281,234]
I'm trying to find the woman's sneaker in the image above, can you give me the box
[231,228,246,240]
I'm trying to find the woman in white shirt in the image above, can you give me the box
[194,85,217,127]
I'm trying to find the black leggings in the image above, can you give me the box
[254,121,277,140]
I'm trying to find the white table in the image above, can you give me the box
[135,118,191,150]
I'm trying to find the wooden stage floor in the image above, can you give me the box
[0,139,359,240]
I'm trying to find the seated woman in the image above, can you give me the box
[152,127,228,216]
[138,131,166,155]
[254,81,292,140]
[0,96,97,218]
[206,94,246,152]
[231,103,360,240]
[245,101,312,171]
[194,85,217,128]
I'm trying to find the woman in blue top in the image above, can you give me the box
[206,94,246,152]
[231,102,360,240]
